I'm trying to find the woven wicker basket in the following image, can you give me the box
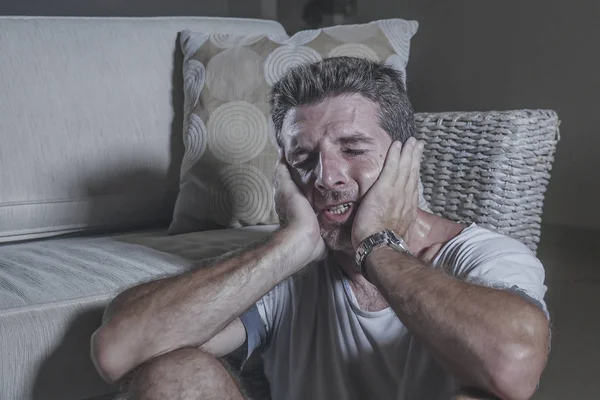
[414,109,560,253]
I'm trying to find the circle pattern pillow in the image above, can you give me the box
[170,19,419,234]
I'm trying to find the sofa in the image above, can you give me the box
[0,16,559,400]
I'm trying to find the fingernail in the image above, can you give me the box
[395,141,402,148]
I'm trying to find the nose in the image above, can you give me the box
[315,152,348,191]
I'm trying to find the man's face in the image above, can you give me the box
[281,94,393,253]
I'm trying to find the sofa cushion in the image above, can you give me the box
[169,19,419,234]
[0,17,287,244]
[0,225,276,400]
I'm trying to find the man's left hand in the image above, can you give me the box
[351,137,424,251]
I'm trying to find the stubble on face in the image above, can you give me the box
[281,94,391,255]
[317,188,358,254]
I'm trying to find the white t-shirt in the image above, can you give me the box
[240,224,548,400]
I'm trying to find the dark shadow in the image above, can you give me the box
[29,37,189,399]
[166,34,186,205]
[31,305,115,400]
[79,35,186,237]
[80,167,175,237]
[27,170,178,400]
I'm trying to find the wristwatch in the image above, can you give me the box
[355,229,411,277]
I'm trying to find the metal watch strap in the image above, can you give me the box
[355,229,410,276]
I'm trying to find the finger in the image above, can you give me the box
[396,137,417,185]
[276,148,290,168]
[273,155,283,182]
[378,140,402,183]
[405,140,424,194]
[273,153,291,190]
[275,163,292,188]
[273,159,292,222]
[275,154,307,199]
[413,139,425,165]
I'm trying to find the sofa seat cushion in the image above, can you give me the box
[0,225,276,400]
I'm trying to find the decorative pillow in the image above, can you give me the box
[169,19,420,234]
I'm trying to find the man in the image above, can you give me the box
[91,57,550,400]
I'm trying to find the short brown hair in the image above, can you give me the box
[269,56,415,147]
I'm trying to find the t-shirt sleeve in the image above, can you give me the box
[239,278,292,361]
[239,304,266,361]
[440,230,549,318]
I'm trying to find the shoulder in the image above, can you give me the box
[435,224,549,316]
[440,224,534,258]
[434,224,542,278]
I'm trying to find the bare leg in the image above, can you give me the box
[126,348,246,400]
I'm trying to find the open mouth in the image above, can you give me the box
[322,202,355,223]
[327,202,352,215]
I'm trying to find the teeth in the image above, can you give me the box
[328,203,351,215]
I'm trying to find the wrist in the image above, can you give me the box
[355,229,411,276]
[352,228,379,253]
[274,226,321,271]
[363,245,396,282]
[353,226,411,254]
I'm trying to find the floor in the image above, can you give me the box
[532,224,600,399]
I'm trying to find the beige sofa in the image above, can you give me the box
[0,16,285,400]
[0,15,560,400]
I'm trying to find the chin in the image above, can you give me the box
[317,205,357,255]
[321,225,354,255]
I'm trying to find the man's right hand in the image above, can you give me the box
[273,152,326,266]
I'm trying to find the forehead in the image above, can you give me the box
[281,94,389,148]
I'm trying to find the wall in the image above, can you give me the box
[281,0,600,231]
[0,0,268,18]
[0,0,228,17]
[363,1,600,230]
[4,0,598,230]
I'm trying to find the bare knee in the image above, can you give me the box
[128,348,244,400]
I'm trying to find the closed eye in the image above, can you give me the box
[344,149,366,156]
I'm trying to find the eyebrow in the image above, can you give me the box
[336,133,377,145]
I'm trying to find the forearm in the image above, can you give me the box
[102,242,267,325]
[93,228,305,381]
[102,276,174,324]
[365,247,549,400]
